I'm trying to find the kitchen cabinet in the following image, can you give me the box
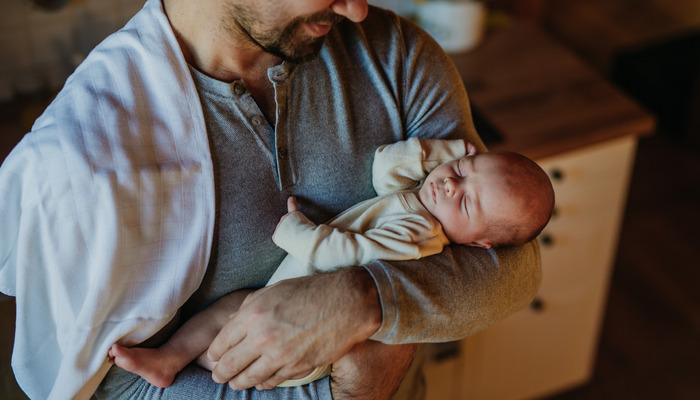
[422,22,653,399]
[464,136,635,399]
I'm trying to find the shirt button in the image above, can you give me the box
[252,116,263,126]
[278,147,288,159]
[233,82,246,95]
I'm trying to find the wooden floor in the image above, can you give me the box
[547,133,700,400]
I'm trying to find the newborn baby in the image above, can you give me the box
[109,138,554,389]
[268,137,554,283]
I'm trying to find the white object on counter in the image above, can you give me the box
[416,0,486,53]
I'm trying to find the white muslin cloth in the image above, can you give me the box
[0,0,214,398]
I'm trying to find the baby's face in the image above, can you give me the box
[418,153,516,248]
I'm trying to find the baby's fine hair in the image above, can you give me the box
[483,152,555,247]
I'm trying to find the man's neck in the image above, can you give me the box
[163,0,281,83]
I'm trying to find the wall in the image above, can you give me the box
[371,0,414,15]
[0,0,145,101]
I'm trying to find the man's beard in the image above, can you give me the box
[229,5,342,63]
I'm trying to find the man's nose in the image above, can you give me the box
[331,0,369,22]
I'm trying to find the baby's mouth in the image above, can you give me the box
[431,182,437,204]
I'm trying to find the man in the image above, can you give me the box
[0,0,541,399]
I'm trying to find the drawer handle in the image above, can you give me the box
[539,233,554,247]
[530,297,545,313]
[549,168,565,182]
[430,341,461,362]
[551,207,560,218]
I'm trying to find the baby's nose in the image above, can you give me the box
[444,177,457,195]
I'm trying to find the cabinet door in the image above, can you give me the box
[455,136,637,400]
[423,342,462,400]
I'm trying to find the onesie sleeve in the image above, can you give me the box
[372,137,467,196]
[272,211,447,271]
[363,16,541,343]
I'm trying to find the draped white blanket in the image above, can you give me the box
[0,0,213,398]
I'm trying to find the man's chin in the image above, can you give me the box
[269,39,326,64]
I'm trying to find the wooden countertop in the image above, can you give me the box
[545,0,700,72]
[452,22,655,160]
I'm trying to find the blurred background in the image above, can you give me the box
[1,1,698,399]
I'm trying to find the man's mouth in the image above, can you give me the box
[304,22,333,37]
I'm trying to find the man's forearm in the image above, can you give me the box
[364,241,542,343]
[327,267,382,342]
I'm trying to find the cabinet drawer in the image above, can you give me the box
[453,136,637,400]
[538,136,637,301]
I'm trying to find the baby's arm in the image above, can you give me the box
[272,198,446,273]
[372,137,474,195]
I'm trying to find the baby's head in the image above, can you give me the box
[418,148,554,248]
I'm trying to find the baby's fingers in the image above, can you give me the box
[466,140,478,156]
[287,196,299,213]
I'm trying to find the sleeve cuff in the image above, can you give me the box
[420,138,466,165]
[362,261,400,343]
[271,211,312,253]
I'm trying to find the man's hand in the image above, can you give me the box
[206,268,381,390]
[331,341,417,400]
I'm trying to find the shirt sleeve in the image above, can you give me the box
[364,16,542,343]
[372,137,467,196]
[272,211,446,271]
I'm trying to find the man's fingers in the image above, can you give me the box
[211,338,259,384]
[256,377,285,391]
[255,366,315,390]
[287,196,299,212]
[255,369,291,390]
[207,318,245,364]
[229,355,281,390]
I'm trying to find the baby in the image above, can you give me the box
[108,137,555,388]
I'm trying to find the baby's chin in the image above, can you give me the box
[444,230,469,245]
[417,183,433,211]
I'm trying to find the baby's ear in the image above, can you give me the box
[466,141,478,156]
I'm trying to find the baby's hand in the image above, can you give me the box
[465,140,478,156]
[287,196,300,213]
[277,197,301,226]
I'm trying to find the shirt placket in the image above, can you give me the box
[229,80,276,160]
[269,66,294,191]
